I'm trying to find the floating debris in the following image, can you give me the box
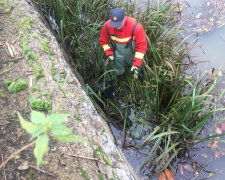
[179,0,225,34]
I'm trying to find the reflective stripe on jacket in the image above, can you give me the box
[100,16,147,67]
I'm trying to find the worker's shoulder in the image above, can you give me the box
[126,16,137,25]
[126,16,143,28]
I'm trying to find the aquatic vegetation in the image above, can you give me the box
[4,78,28,93]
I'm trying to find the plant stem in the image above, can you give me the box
[0,68,14,76]
[29,165,57,177]
[0,140,36,169]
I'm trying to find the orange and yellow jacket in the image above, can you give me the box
[100,16,147,67]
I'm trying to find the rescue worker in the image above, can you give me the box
[100,8,147,79]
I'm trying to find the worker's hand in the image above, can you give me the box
[105,55,114,66]
[130,66,139,79]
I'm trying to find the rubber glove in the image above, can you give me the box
[105,55,114,66]
[131,66,139,79]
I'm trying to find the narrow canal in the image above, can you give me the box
[33,0,225,179]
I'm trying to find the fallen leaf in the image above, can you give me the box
[218,71,223,76]
[214,151,220,159]
[183,164,193,172]
[117,139,122,145]
[195,13,202,19]
[201,154,208,158]
[0,41,5,46]
[221,123,225,131]
[174,7,182,13]
[208,141,218,148]
[158,171,167,180]
[180,166,184,175]
[165,169,175,180]
[216,127,222,134]
[209,18,214,22]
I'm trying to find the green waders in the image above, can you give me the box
[105,21,139,77]
[109,42,135,76]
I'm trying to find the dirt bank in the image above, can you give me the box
[0,0,138,179]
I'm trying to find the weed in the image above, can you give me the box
[99,173,104,180]
[5,8,10,13]
[4,78,28,93]
[17,111,83,167]
[29,97,52,112]
[76,108,82,122]
[0,89,6,98]
[80,167,89,180]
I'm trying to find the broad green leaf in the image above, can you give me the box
[51,124,73,136]
[31,124,47,140]
[54,133,83,143]
[47,113,70,124]
[18,112,38,134]
[31,111,47,124]
[34,134,49,168]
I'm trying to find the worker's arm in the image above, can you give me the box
[133,23,147,67]
[100,22,114,57]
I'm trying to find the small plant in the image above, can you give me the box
[18,111,83,167]
[4,78,28,93]
[0,111,83,169]
[29,97,52,111]
[5,9,10,13]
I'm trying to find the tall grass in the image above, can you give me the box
[33,0,109,79]
[33,0,225,177]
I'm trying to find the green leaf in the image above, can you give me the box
[51,124,73,136]
[47,113,70,124]
[54,133,83,143]
[18,112,38,134]
[31,124,47,140]
[52,124,83,142]
[34,134,49,168]
[31,111,46,124]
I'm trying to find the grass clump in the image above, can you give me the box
[29,97,52,112]
[4,78,28,93]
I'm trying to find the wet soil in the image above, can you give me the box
[0,0,137,180]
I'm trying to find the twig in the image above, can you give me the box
[29,165,57,177]
[65,153,106,164]
[0,117,15,120]
[0,67,14,76]
[0,121,10,126]
[10,56,23,62]
[0,140,36,169]
[5,43,14,58]
[90,161,106,175]
[1,154,7,180]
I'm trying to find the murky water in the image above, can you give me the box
[181,0,225,178]
[111,0,225,179]
[181,0,225,72]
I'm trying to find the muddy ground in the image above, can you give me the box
[0,0,137,179]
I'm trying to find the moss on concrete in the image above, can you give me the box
[4,78,28,93]
[29,97,52,111]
